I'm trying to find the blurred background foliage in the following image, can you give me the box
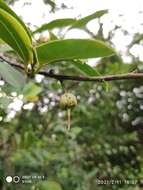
[0,0,143,190]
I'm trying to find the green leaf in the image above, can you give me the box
[71,127,82,135]
[0,38,5,44]
[1,84,21,94]
[36,180,62,190]
[0,7,33,63]
[72,60,99,76]
[69,10,108,29]
[36,39,115,65]
[33,18,76,33]
[0,61,26,89]
[49,31,58,41]
[0,97,11,109]
[22,82,42,101]
[72,60,109,89]
[0,0,32,40]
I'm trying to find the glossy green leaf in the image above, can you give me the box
[33,18,76,33]
[0,0,32,40]
[36,39,115,65]
[0,8,33,63]
[69,10,108,29]
[0,61,26,89]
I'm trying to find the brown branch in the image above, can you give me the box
[1,54,143,82]
[0,54,24,70]
[39,71,143,82]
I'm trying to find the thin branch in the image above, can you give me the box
[39,71,143,82]
[1,54,143,82]
[0,54,24,70]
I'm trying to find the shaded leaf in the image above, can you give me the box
[36,39,115,65]
[72,60,99,76]
[0,97,11,109]
[0,61,25,89]
[72,60,109,90]
[1,84,21,94]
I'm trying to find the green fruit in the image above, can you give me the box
[60,92,77,109]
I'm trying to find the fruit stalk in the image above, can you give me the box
[67,108,71,131]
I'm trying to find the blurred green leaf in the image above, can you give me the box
[36,180,62,190]
[22,82,42,101]
[0,38,5,44]
[0,97,11,108]
[1,83,21,94]
[0,61,25,89]
[0,44,12,52]
[71,127,82,135]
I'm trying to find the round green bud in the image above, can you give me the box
[60,93,77,109]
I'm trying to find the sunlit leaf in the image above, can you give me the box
[0,0,32,40]
[33,18,76,33]
[36,39,115,65]
[69,10,108,29]
[0,7,33,63]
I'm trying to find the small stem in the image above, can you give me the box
[67,109,71,131]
